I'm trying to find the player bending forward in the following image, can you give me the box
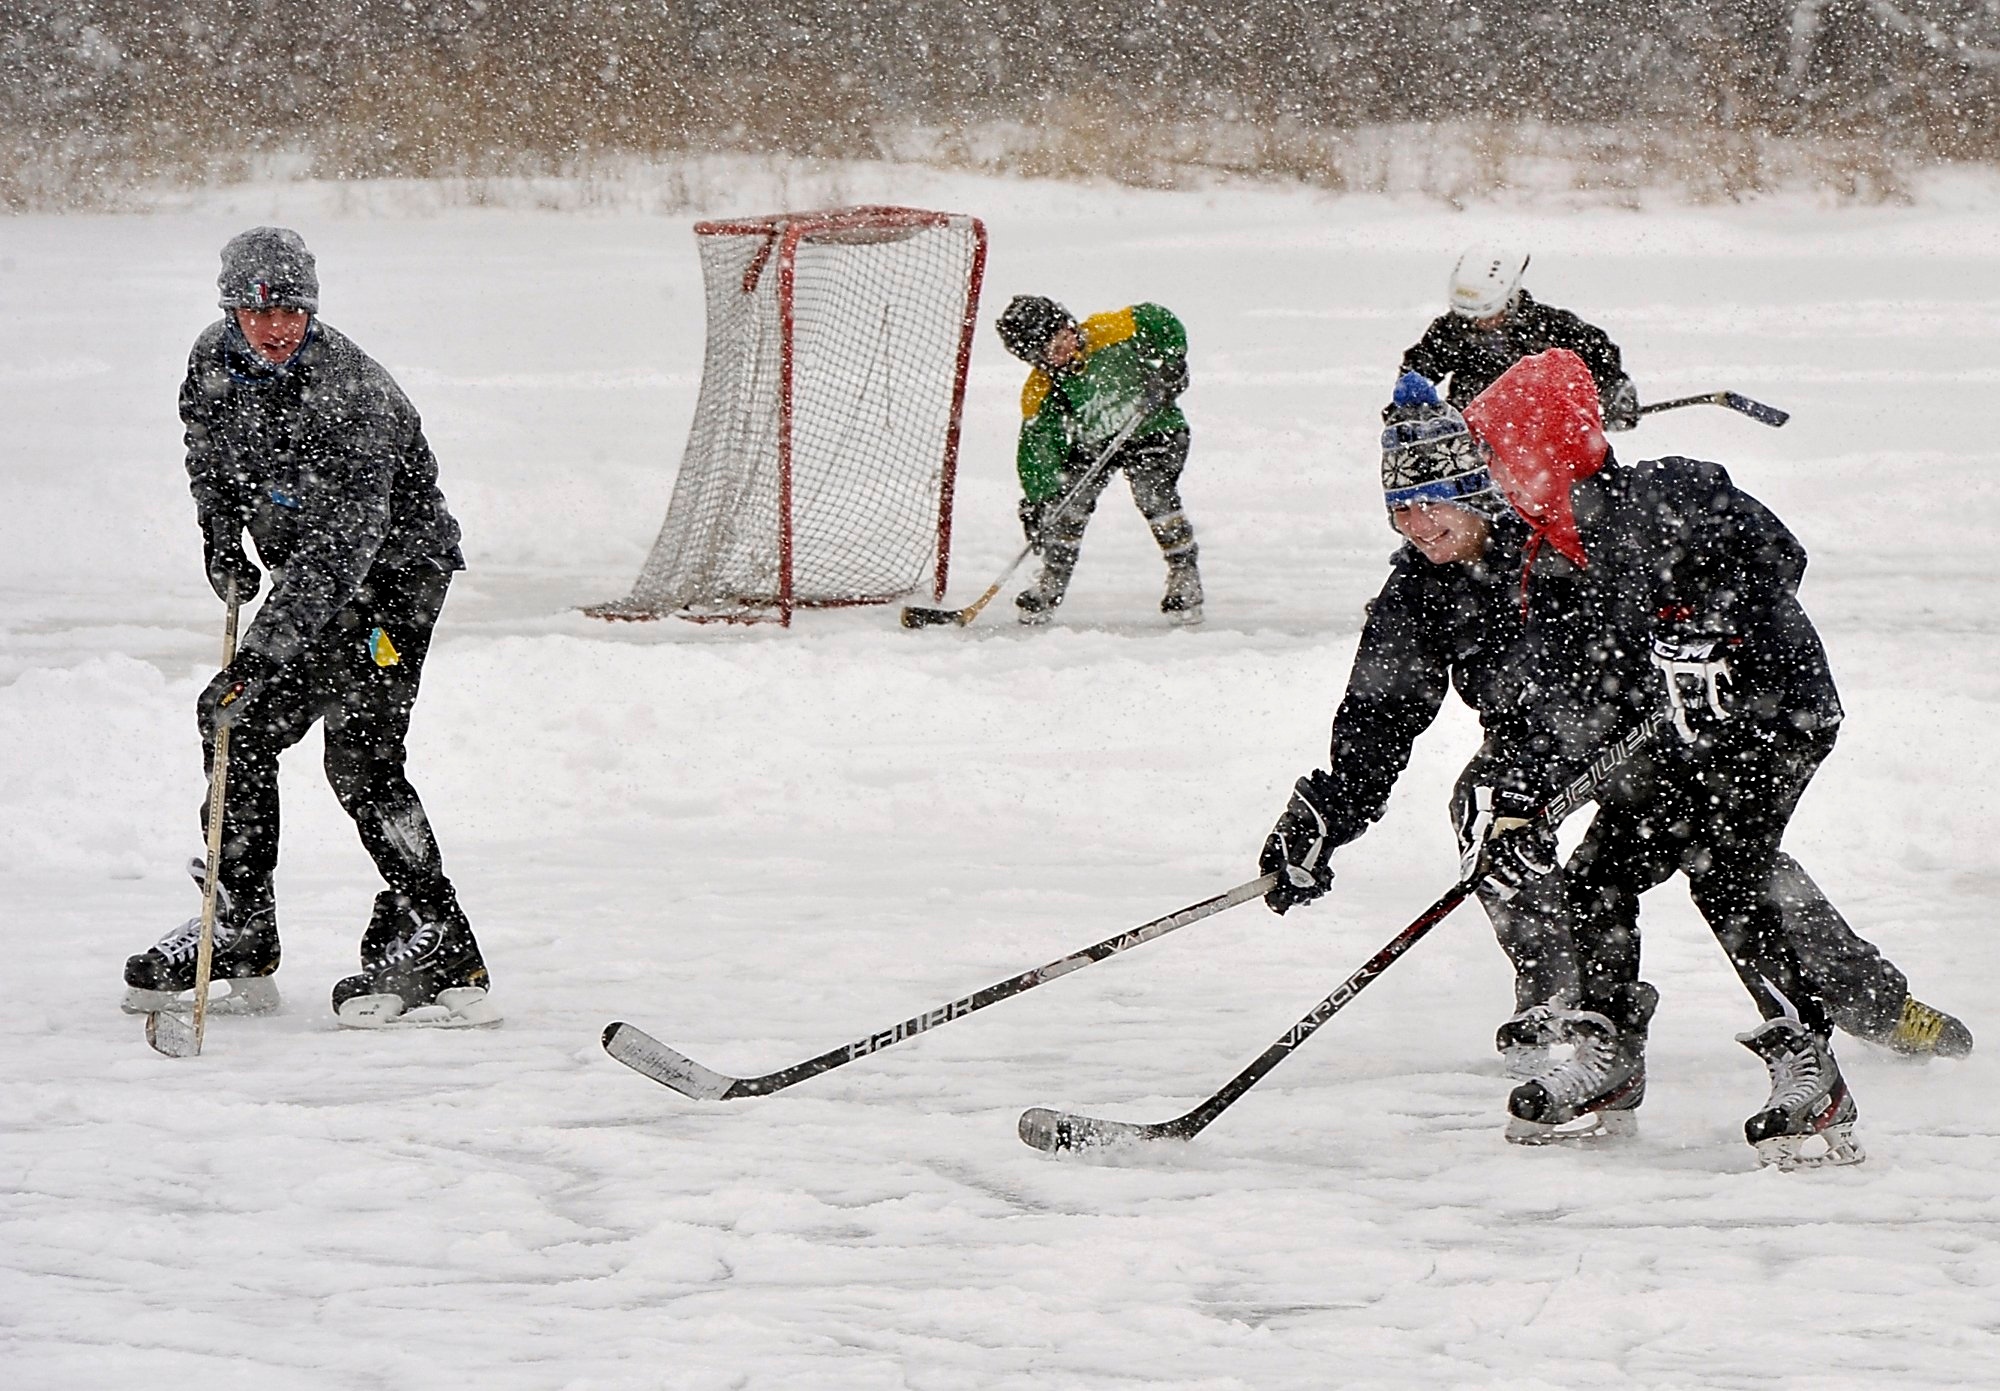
[122,227,498,1030]
[994,295,1202,626]
[1462,349,1896,1168]
[1259,372,1966,1099]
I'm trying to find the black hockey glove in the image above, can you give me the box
[1017,495,1049,554]
[1603,377,1640,433]
[1144,356,1189,403]
[1260,771,1339,915]
[1458,784,1558,901]
[203,530,262,604]
[198,650,278,739]
[1649,631,1738,745]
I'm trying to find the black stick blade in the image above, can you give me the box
[900,605,964,629]
[1719,392,1789,427]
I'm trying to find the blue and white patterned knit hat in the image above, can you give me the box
[1380,372,1505,517]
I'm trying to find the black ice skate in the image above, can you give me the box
[1161,558,1204,627]
[1874,995,1974,1060]
[1738,1017,1864,1170]
[1505,1010,1646,1144]
[1015,583,1058,626]
[122,861,282,1016]
[1495,1003,1565,1081]
[332,892,499,1029]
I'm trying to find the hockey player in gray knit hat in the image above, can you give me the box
[123,227,498,1031]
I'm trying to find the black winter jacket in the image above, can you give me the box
[1312,516,1534,852]
[181,319,465,664]
[1500,455,1844,798]
[1401,292,1627,409]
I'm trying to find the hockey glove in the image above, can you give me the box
[203,531,262,604]
[1017,495,1049,554]
[1459,784,1559,901]
[1145,356,1190,403]
[198,650,278,738]
[1603,377,1641,433]
[1259,771,1339,915]
[1649,632,1737,744]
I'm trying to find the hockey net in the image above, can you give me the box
[594,206,987,625]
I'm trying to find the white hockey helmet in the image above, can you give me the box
[1448,246,1529,320]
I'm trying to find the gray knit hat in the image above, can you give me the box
[217,227,319,313]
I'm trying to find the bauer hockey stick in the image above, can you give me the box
[148,583,241,1059]
[1019,707,1676,1154]
[1639,391,1789,428]
[602,872,1280,1099]
[901,388,1171,629]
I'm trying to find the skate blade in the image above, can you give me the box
[335,986,502,1030]
[1505,1109,1639,1146]
[1753,1122,1865,1171]
[1166,607,1204,628]
[121,977,281,1017]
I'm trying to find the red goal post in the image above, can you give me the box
[593,205,988,626]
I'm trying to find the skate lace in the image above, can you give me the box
[379,920,443,967]
[150,913,245,962]
[1762,1041,1825,1113]
[1532,1028,1616,1107]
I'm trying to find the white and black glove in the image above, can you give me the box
[1260,772,1338,915]
[1458,783,1559,901]
[1603,377,1640,432]
[1649,632,1737,744]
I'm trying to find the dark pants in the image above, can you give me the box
[1032,429,1196,600]
[203,567,457,923]
[1562,727,1840,1034]
[1452,735,1905,1035]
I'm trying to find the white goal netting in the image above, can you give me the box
[600,206,986,625]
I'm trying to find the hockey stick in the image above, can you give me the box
[602,871,1281,1099]
[147,583,240,1059]
[901,389,1169,629]
[1019,708,1675,1153]
[1639,391,1789,428]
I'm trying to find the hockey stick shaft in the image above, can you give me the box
[1020,709,1675,1151]
[603,871,1281,1099]
[1638,391,1789,427]
[148,585,239,1059]
[902,389,1169,629]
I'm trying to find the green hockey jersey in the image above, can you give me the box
[1015,303,1188,502]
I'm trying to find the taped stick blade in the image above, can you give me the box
[602,1022,736,1100]
[1018,1106,1171,1154]
[146,1010,200,1058]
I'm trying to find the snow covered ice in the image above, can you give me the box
[4,165,1999,1388]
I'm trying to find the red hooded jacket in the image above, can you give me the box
[1463,348,1607,570]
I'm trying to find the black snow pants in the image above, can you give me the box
[203,566,458,928]
[1451,739,1907,1035]
[1560,725,1842,1034]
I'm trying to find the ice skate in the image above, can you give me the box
[1495,1003,1564,1081]
[1015,572,1064,627]
[333,892,499,1029]
[121,860,282,1016]
[1872,995,1973,1060]
[1738,1017,1864,1170]
[1161,557,1203,627]
[1504,1009,1645,1144]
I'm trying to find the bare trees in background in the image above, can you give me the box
[5,0,1997,206]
